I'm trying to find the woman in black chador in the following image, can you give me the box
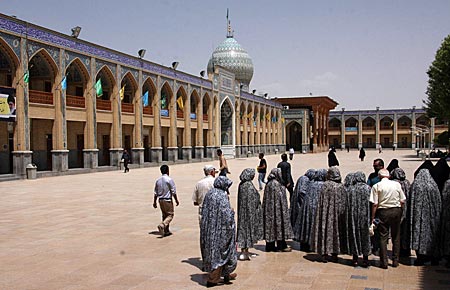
[237,168,263,260]
[328,147,339,167]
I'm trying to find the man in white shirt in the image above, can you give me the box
[192,165,217,225]
[370,169,406,269]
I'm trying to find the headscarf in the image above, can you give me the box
[214,175,233,191]
[431,157,450,193]
[386,159,399,173]
[414,160,434,178]
[240,168,255,183]
[267,168,283,183]
[327,166,342,183]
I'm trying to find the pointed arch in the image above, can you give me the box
[160,81,173,117]
[220,97,234,146]
[65,58,89,108]
[190,89,200,116]
[362,116,375,129]
[0,38,19,87]
[120,72,138,104]
[143,77,156,115]
[397,115,412,129]
[202,92,211,122]
[96,65,115,101]
[380,116,394,129]
[28,49,59,105]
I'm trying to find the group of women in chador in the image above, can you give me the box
[289,156,450,268]
[200,155,450,287]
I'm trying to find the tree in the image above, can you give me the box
[424,34,450,145]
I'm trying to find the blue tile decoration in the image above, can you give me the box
[65,51,90,74]
[241,91,282,108]
[96,60,116,76]
[0,32,21,59]
[0,15,211,89]
[27,40,59,65]
[364,288,381,290]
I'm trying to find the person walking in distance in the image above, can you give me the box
[217,149,230,176]
[153,165,179,237]
[257,153,267,190]
[277,153,294,200]
[121,149,130,173]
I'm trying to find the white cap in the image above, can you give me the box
[203,165,218,174]
[378,169,390,178]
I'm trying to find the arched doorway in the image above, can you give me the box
[286,121,302,151]
[220,99,233,146]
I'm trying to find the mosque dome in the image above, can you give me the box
[207,36,254,86]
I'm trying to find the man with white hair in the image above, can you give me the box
[370,168,406,269]
[192,165,217,225]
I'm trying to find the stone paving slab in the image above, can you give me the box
[0,149,448,289]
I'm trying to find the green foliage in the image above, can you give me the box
[425,35,450,144]
[434,131,449,146]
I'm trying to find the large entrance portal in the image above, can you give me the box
[286,121,302,151]
[220,100,233,146]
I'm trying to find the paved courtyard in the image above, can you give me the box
[1,149,449,290]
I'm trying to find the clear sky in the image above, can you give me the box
[2,0,449,110]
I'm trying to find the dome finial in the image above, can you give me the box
[226,9,233,38]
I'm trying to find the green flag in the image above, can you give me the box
[23,71,29,83]
[95,79,103,97]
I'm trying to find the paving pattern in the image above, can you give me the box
[1,149,449,290]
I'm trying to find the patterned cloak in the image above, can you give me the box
[441,180,450,256]
[297,169,327,246]
[346,172,371,256]
[237,168,263,249]
[311,167,344,255]
[391,168,411,251]
[262,168,294,242]
[291,169,316,241]
[409,169,442,257]
[200,176,237,274]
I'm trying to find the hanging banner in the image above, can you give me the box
[0,87,16,122]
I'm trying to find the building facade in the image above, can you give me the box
[273,96,338,153]
[0,14,283,178]
[328,107,447,150]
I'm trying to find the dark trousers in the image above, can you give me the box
[377,207,402,266]
[124,160,129,172]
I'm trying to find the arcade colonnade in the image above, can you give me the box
[0,14,283,177]
[328,108,447,149]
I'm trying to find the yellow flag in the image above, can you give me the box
[177,96,184,109]
[247,112,252,118]
[119,85,125,101]
[281,117,285,123]
[266,113,270,120]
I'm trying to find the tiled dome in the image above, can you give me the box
[207,36,254,86]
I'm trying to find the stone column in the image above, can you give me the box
[195,88,204,159]
[132,70,144,166]
[358,113,363,149]
[109,64,122,167]
[167,81,178,162]
[375,107,380,149]
[83,57,98,168]
[51,48,68,172]
[151,76,162,163]
[235,101,241,157]
[261,105,266,153]
[393,112,398,149]
[249,104,255,156]
[12,37,32,177]
[182,85,192,161]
